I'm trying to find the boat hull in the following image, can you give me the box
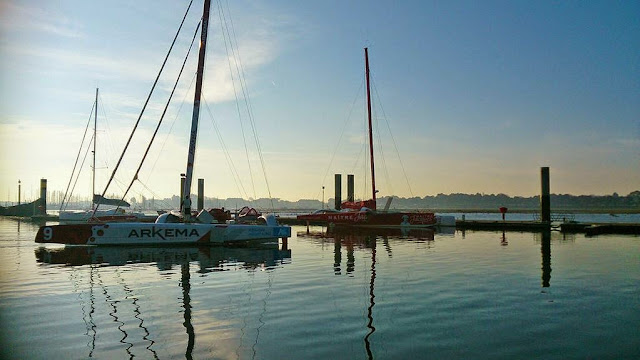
[297,211,438,226]
[35,222,291,245]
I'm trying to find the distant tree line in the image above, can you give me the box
[205,191,640,212]
[372,191,640,211]
[28,190,640,213]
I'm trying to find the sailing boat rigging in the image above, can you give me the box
[58,88,148,223]
[297,48,455,228]
[35,0,290,245]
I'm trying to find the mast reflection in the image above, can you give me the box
[364,236,376,360]
[297,226,441,360]
[181,262,195,359]
[35,244,291,358]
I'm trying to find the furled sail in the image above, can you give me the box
[93,194,130,207]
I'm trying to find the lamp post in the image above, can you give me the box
[322,186,325,209]
[18,180,21,205]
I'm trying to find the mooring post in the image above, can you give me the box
[335,174,342,210]
[540,167,550,223]
[40,179,47,215]
[197,178,204,211]
[347,174,354,202]
[180,173,186,211]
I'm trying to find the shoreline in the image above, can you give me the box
[277,208,640,215]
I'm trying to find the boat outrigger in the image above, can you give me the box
[36,0,290,245]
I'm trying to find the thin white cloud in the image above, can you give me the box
[0,1,85,39]
[199,0,304,103]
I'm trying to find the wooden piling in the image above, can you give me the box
[335,174,342,210]
[180,174,185,211]
[540,167,550,222]
[40,179,47,215]
[347,174,354,202]
[197,178,204,211]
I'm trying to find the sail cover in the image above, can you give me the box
[93,194,130,207]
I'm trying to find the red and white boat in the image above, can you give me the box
[297,48,454,228]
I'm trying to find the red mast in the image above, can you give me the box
[365,48,376,209]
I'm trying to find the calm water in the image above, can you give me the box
[0,217,638,359]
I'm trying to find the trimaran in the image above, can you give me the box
[36,0,291,245]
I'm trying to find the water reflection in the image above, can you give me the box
[35,245,290,272]
[181,262,194,360]
[298,226,558,358]
[364,236,376,360]
[35,245,291,358]
[300,227,436,275]
[501,230,508,246]
[541,230,551,288]
[298,227,444,360]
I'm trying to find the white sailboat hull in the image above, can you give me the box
[36,222,291,245]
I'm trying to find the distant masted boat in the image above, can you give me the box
[297,48,454,228]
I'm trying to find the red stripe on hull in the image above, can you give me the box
[196,231,211,243]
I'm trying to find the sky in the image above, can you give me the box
[1,0,639,204]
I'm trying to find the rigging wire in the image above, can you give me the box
[371,76,414,197]
[60,101,95,210]
[202,95,251,200]
[313,78,366,201]
[136,179,174,210]
[66,131,94,209]
[93,0,194,217]
[96,91,123,187]
[217,0,257,201]
[370,78,394,196]
[117,19,202,207]
[349,90,369,201]
[219,0,276,211]
[144,71,197,184]
[361,86,370,201]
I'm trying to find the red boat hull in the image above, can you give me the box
[297,211,436,226]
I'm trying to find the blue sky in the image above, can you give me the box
[1,0,638,204]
